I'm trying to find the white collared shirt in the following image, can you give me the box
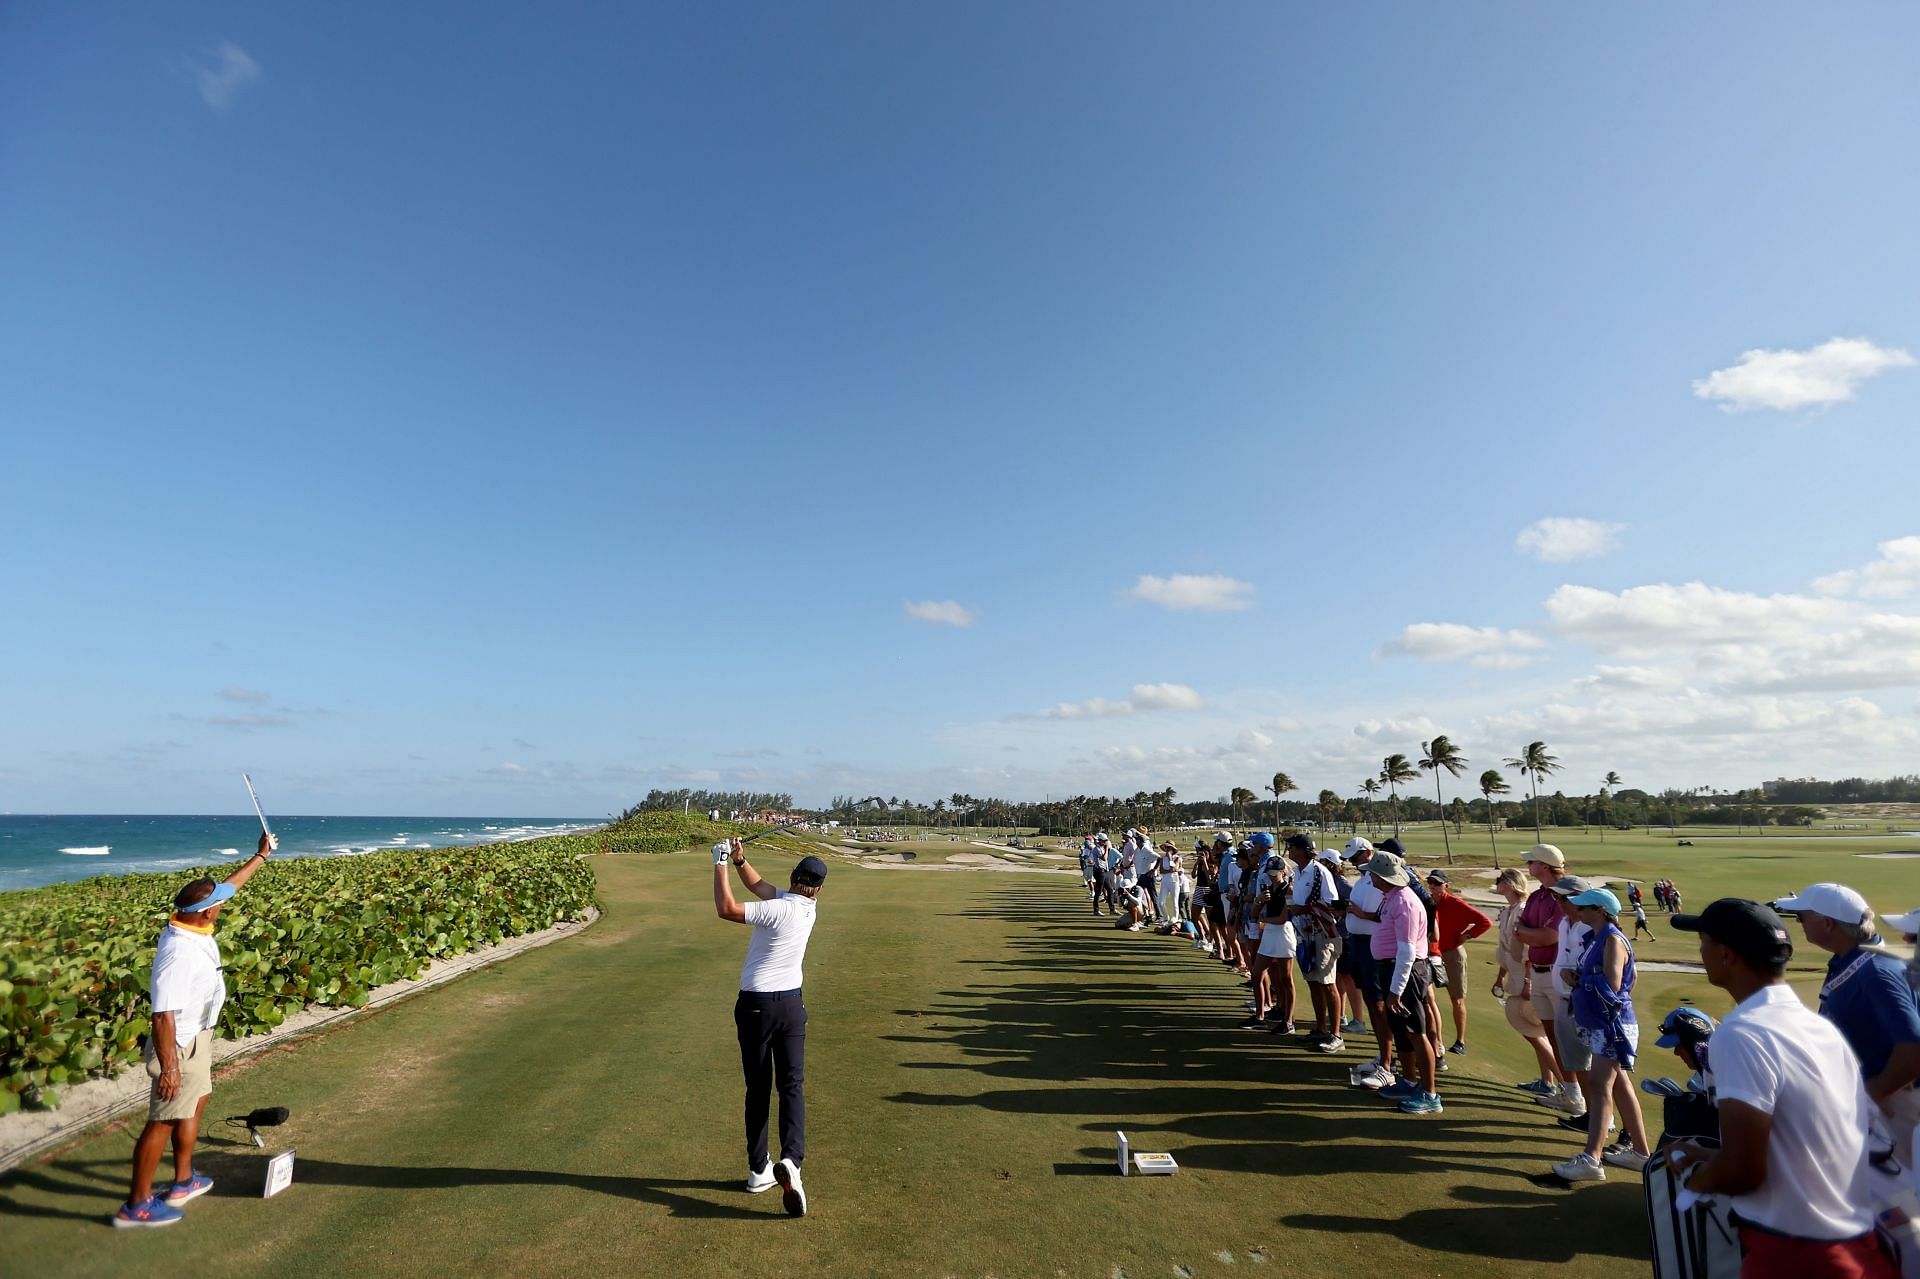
[151,923,225,1048]
[739,890,817,993]
[1710,983,1878,1240]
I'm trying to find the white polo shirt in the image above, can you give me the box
[740,891,817,993]
[1347,874,1383,937]
[151,923,226,1048]
[1709,983,1878,1240]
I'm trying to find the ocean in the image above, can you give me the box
[0,814,600,894]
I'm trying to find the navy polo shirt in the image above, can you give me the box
[1819,947,1920,1080]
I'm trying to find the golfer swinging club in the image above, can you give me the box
[713,836,829,1218]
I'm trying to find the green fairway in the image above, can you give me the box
[2,832,1910,1278]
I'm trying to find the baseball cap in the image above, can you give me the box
[1283,833,1313,853]
[1368,852,1410,887]
[1096,833,1110,843]
[1343,837,1373,860]
[1569,887,1621,916]
[1771,883,1872,928]
[1671,898,1794,969]
[1655,1006,1716,1050]
[1524,843,1566,869]
[1882,908,1920,936]
[1316,847,1341,863]
[1377,837,1405,856]
[173,880,237,914]
[1235,840,1254,857]
[1425,869,1449,885]
[1548,874,1592,897]
[792,856,830,887]
[1212,831,1233,847]
[1250,831,1276,851]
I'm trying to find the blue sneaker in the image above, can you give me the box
[1379,1078,1419,1101]
[1342,1018,1367,1034]
[1399,1091,1444,1115]
[165,1172,214,1205]
[113,1196,185,1229]
[1516,1079,1555,1096]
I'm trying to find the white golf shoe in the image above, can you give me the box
[774,1158,807,1217]
[746,1163,776,1194]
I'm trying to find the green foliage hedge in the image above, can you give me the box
[0,837,598,1114]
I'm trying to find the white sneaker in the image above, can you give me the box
[773,1158,806,1217]
[1349,1057,1383,1080]
[1354,1066,1395,1090]
[746,1163,776,1193]
[1536,1090,1587,1115]
[1552,1154,1606,1183]
[1127,923,1145,932]
[1313,1035,1345,1054]
[1602,1146,1649,1172]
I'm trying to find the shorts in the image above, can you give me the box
[1256,920,1297,959]
[1442,947,1466,991]
[1298,927,1341,985]
[1553,998,1594,1072]
[1579,1021,1639,1071]
[1503,993,1545,1037]
[1428,954,1448,989]
[1207,894,1227,927]
[1376,958,1432,1059]
[145,1028,215,1121]
[1350,946,1382,1003]
[1529,971,1557,1023]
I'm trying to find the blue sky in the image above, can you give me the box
[4,4,1919,815]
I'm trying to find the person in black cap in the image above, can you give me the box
[714,838,828,1218]
[1665,899,1893,1275]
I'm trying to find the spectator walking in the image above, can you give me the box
[1631,898,1658,941]
[1427,870,1492,1055]
[1491,867,1563,1096]
[1551,887,1652,1182]
[1667,899,1895,1278]
[1775,882,1920,1160]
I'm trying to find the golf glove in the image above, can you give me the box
[713,842,733,866]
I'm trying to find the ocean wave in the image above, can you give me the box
[59,846,111,855]
[214,847,241,856]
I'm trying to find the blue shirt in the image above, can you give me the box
[1819,947,1920,1080]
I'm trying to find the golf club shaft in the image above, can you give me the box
[243,773,273,838]
[739,819,807,846]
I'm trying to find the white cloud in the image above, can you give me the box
[1814,536,1920,599]
[220,686,270,704]
[194,41,262,110]
[1041,682,1206,720]
[1351,715,1440,744]
[1544,582,1845,657]
[903,600,977,628]
[1379,623,1545,663]
[1692,337,1914,413]
[1127,574,1255,613]
[1516,517,1625,563]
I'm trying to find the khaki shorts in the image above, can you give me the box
[1504,993,1545,1037]
[1441,947,1467,991]
[1529,972,1557,1023]
[145,1028,214,1121]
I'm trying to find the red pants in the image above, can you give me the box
[1738,1227,1895,1279]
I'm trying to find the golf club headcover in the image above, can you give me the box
[712,842,733,865]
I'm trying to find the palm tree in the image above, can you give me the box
[1265,772,1296,829]
[1317,789,1340,838]
[1380,754,1417,837]
[1229,786,1257,825]
[1360,778,1381,833]
[1503,741,1560,838]
[1479,770,1512,868]
[1598,771,1622,843]
[1419,735,1468,865]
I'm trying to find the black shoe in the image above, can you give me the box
[1557,1113,1597,1133]
[1448,1041,1467,1055]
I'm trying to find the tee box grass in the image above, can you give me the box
[1,828,1909,1278]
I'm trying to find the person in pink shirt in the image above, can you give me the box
[1369,853,1441,1114]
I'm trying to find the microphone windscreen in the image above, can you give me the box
[247,1106,290,1127]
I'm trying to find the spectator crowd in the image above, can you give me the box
[1074,827,1920,1277]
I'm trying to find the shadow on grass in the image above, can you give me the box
[0,1153,766,1224]
[887,882,1650,1263]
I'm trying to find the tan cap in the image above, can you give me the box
[1524,843,1566,869]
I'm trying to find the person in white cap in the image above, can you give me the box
[1774,881,1920,1159]
[116,831,277,1228]
[1884,908,1920,952]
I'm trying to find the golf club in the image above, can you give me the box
[243,773,274,839]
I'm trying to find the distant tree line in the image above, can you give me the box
[1762,774,1920,804]
[619,789,796,820]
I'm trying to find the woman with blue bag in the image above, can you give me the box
[1553,886,1656,1183]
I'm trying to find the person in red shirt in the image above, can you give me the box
[1427,870,1493,1056]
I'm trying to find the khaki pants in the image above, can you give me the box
[144,1029,214,1121]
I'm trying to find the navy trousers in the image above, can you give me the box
[734,989,807,1171]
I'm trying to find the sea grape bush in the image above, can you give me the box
[0,838,597,1113]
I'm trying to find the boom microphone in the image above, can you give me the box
[229,1105,290,1146]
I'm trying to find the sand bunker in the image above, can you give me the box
[1859,852,1920,859]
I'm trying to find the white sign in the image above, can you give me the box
[263,1149,296,1199]
[1115,1130,1129,1176]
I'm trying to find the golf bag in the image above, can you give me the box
[1644,1140,1739,1279]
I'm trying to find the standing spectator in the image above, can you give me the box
[1343,839,1396,1090]
[1775,882,1920,1160]
[1669,885,1683,913]
[1128,831,1162,924]
[1334,837,1375,1037]
[1491,867,1563,1096]
[1513,845,1573,1099]
[1883,907,1920,952]
[1079,836,1101,905]
[1381,839,1445,1068]
[1285,834,1344,1050]
[1427,870,1493,1056]
[1155,841,1183,932]
[1541,874,1597,1119]
[1551,888,1652,1182]
[1667,900,1894,1278]
[1191,839,1219,954]
[1247,868,1296,1031]
[1628,881,1643,910]
[1370,853,1440,1114]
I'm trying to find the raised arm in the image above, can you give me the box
[713,841,747,923]
[731,841,780,902]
